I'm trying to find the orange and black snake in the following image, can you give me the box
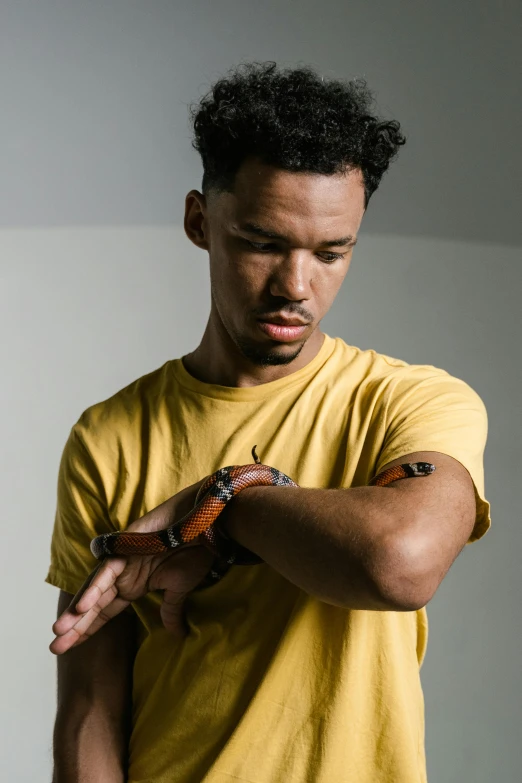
[90,447,435,584]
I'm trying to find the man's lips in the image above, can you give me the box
[257,318,309,342]
[257,314,308,326]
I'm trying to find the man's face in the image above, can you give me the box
[186,157,366,367]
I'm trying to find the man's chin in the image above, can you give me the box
[236,337,306,367]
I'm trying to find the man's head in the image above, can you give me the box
[185,62,405,369]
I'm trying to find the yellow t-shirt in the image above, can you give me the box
[46,334,490,783]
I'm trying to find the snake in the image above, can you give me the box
[90,447,435,584]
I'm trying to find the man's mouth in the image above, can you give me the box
[258,314,309,326]
[257,316,309,342]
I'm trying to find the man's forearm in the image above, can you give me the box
[53,704,129,783]
[222,484,429,611]
[53,591,136,783]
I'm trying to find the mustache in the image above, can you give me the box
[253,302,314,323]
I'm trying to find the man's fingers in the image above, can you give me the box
[74,557,127,614]
[66,563,104,613]
[52,583,118,639]
[49,626,84,655]
[52,607,81,636]
[71,594,131,644]
[160,588,190,637]
[50,592,130,655]
[53,578,119,635]
[52,560,125,635]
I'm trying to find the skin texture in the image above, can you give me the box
[223,450,477,610]
[52,590,136,782]
[50,157,477,657]
[182,156,365,387]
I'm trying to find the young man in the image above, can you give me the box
[47,62,490,783]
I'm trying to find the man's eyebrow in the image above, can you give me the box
[238,222,357,247]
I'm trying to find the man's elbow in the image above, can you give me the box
[368,530,442,612]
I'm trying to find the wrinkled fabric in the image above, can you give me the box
[46,334,490,783]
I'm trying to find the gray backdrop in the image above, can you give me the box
[1,1,520,781]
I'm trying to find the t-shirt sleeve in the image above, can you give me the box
[374,368,490,543]
[45,423,117,595]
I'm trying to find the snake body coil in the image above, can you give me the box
[90,460,295,562]
[90,449,435,572]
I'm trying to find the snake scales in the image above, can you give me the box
[90,447,435,584]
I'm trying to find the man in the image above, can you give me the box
[47,62,490,782]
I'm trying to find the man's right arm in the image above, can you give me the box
[52,589,137,783]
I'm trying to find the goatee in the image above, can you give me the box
[235,336,306,367]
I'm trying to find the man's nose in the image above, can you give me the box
[268,251,313,301]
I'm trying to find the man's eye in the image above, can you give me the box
[319,252,344,263]
[245,240,276,252]
[244,240,344,263]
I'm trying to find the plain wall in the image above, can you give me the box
[1,0,521,244]
[1,1,521,781]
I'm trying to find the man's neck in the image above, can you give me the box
[182,321,325,388]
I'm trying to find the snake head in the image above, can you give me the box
[90,532,120,560]
[408,462,436,477]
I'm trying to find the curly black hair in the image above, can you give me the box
[189,61,406,209]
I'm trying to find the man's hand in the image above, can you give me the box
[50,479,215,655]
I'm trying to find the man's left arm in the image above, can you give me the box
[51,368,489,649]
[221,450,477,612]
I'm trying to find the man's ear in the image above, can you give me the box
[184,189,209,251]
